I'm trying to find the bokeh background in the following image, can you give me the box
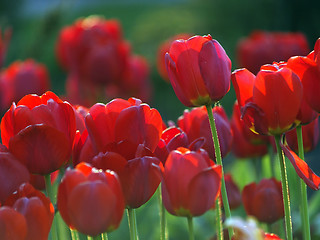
[1,0,320,239]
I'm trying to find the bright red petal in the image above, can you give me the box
[280,140,320,190]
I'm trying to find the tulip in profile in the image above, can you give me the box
[162,147,222,217]
[165,34,231,107]
[4,183,54,240]
[242,178,284,223]
[286,38,320,113]
[232,63,303,136]
[57,162,125,236]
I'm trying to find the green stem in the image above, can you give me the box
[45,174,58,240]
[70,229,80,240]
[158,187,167,240]
[101,233,108,240]
[296,125,311,240]
[206,104,232,239]
[215,198,223,240]
[187,216,194,240]
[127,208,139,240]
[274,135,293,240]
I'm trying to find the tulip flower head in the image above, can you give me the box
[0,91,76,175]
[287,38,320,113]
[165,34,231,107]
[232,63,303,136]
[242,178,284,223]
[4,183,54,240]
[57,163,125,236]
[178,105,233,160]
[237,31,309,74]
[162,147,222,217]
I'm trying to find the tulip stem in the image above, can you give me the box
[70,229,80,240]
[87,235,102,240]
[206,103,233,239]
[187,216,194,240]
[296,125,311,240]
[101,233,108,240]
[158,186,168,240]
[215,198,223,240]
[45,174,58,240]
[127,208,139,240]
[274,135,293,240]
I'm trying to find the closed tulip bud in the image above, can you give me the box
[165,35,231,107]
[162,147,222,217]
[57,162,125,236]
[242,178,284,223]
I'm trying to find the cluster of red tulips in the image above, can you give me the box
[0,15,320,240]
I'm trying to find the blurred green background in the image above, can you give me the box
[1,0,320,239]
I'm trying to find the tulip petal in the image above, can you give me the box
[120,156,161,208]
[0,207,27,240]
[199,39,231,102]
[165,53,193,106]
[67,182,117,236]
[14,197,53,240]
[9,124,71,175]
[115,104,162,152]
[0,152,30,204]
[280,140,320,190]
[188,165,222,216]
[231,68,255,107]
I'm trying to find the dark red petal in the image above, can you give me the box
[280,140,320,190]
[0,206,27,239]
[120,156,161,208]
[0,152,30,204]
[188,165,222,216]
[13,197,53,240]
[67,182,117,236]
[199,39,231,102]
[115,104,162,152]
[9,124,71,175]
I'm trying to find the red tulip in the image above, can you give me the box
[4,183,54,240]
[0,59,50,107]
[157,34,191,81]
[237,31,309,74]
[232,64,303,136]
[73,97,163,208]
[286,38,320,113]
[242,178,284,223]
[85,97,163,154]
[0,148,30,204]
[120,55,152,103]
[230,102,268,158]
[56,16,129,81]
[57,162,125,236]
[0,91,76,175]
[0,206,27,240]
[286,117,319,153]
[178,105,233,160]
[165,35,231,107]
[162,147,222,217]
